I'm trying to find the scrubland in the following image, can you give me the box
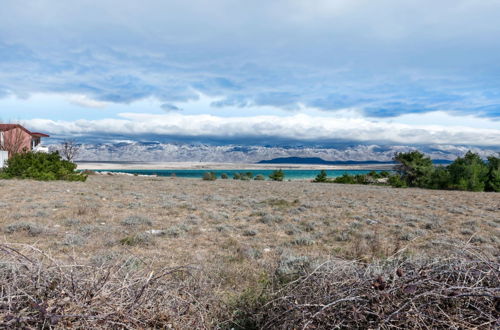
[0,175,498,328]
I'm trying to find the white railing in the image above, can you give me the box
[33,145,50,153]
[0,151,7,168]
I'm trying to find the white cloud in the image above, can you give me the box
[24,112,500,146]
[67,94,108,108]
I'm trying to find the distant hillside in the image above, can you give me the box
[48,142,496,163]
[258,157,453,165]
[258,157,394,165]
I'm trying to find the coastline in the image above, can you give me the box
[76,161,395,171]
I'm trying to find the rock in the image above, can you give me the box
[146,229,166,236]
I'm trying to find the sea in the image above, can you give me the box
[92,169,389,180]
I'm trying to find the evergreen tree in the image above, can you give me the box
[313,170,328,182]
[269,169,285,181]
[485,155,500,192]
[427,166,450,190]
[447,151,488,191]
[393,151,434,187]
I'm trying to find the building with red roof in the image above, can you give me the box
[0,124,50,158]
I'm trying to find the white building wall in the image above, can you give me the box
[0,150,8,168]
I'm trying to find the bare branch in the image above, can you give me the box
[60,139,80,161]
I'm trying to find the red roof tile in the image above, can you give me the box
[0,124,49,137]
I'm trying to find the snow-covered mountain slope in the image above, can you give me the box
[48,142,499,163]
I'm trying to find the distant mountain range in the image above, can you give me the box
[47,141,499,163]
[258,157,453,165]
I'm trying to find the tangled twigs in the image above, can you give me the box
[1,243,499,329]
[0,243,209,329]
[256,249,499,329]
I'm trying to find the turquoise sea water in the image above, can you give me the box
[92,169,388,180]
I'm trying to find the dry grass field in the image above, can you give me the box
[1,175,499,328]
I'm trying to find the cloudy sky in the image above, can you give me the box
[0,0,499,146]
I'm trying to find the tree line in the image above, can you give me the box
[314,150,499,192]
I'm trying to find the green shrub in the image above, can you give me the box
[354,174,369,184]
[269,169,285,181]
[202,172,217,181]
[379,171,390,178]
[313,170,328,182]
[388,174,407,188]
[233,173,241,180]
[367,170,381,179]
[0,151,86,181]
[333,173,356,184]
[220,173,229,179]
[254,174,265,180]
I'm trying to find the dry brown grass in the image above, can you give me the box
[0,176,499,328]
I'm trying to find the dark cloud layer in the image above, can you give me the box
[0,1,499,119]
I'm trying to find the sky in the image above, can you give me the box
[0,0,499,146]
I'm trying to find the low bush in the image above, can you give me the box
[242,229,258,236]
[119,232,154,246]
[232,250,499,329]
[202,172,217,181]
[121,215,153,226]
[0,245,497,329]
[388,174,407,188]
[269,169,285,181]
[0,152,86,181]
[333,173,370,184]
[254,174,265,180]
[4,222,44,236]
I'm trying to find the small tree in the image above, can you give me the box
[313,170,328,182]
[393,151,434,187]
[447,151,488,191]
[269,169,285,181]
[220,173,229,179]
[485,155,500,192]
[60,139,80,162]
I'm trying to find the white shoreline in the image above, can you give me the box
[76,161,395,171]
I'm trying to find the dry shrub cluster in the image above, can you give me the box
[0,243,498,329]
[244,249,499,329]
[0,244,216,329]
